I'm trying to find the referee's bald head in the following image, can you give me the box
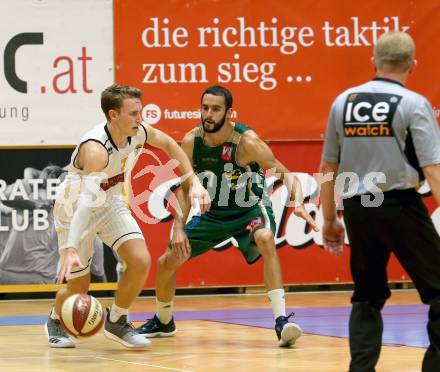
[374,32,415,73]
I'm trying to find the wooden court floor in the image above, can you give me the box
[0,290,426,372]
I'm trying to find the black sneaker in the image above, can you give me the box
[275,312,302,347]
[135,314,177,337]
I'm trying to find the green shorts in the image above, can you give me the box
[180,203,275,264]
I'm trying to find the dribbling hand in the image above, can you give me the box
[57,248,85,284]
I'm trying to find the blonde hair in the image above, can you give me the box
[101,84,142,120]
[374,32,415,73]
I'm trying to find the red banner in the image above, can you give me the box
[114,0,440,141]
[131,143,438,287]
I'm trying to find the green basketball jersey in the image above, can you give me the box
[192,122,270,210]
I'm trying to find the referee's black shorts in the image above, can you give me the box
[342,188,440,304]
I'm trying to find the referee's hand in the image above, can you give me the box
[322,219,345,255]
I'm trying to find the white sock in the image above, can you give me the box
[268,288,286,319]
[156,299,173,325]
[110,303,129,323]
[50,308,60,320]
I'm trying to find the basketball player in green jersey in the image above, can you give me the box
[137,85,318,347]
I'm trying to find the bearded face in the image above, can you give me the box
[202,112,226,133]
[201,94,229,133]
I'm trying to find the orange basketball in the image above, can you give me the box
[60,294,104,337]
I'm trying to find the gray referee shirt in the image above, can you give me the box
[322,78,440,196]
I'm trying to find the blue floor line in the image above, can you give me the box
[0,304,429,348]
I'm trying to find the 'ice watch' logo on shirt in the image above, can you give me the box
[343,93,402,137]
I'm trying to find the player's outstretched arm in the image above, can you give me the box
[146,125,211,213]
[238,131,318,231]
[57,142,108,284]
[169,130,198,260]
[170,186,192,260]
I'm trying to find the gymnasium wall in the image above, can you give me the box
[0,0,439,291]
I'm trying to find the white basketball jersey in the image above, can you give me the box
[62,122,148,203]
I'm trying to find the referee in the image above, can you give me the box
[320,31,440,372]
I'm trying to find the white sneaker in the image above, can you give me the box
[103,309,150,348]
[45,317,75,348]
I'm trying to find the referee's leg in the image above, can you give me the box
[343,197,392,372]
[390,194,440,372]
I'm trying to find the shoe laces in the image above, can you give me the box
[285,312,295,321]
[112,315,137,334]
[143,317,157,325]
[124,322,136,333]
[278,312,295,324]
[119,318,136,331]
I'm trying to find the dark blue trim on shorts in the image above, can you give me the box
[111,232,143,248]
[184,215,204,234]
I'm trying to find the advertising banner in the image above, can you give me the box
[114,0,440,141]
[0,144,438,289]
[0,0,113,146]
[1,0,439,291]
[132,143,439,288]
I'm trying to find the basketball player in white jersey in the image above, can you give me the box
[45,84,211,348]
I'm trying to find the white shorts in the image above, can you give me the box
[54,197,144,279]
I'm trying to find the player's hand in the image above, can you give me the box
[322,218,345,256]
[189,176,211,214]
[293,204,320,232]
[57,248,85,284]
[171,227,191,261]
